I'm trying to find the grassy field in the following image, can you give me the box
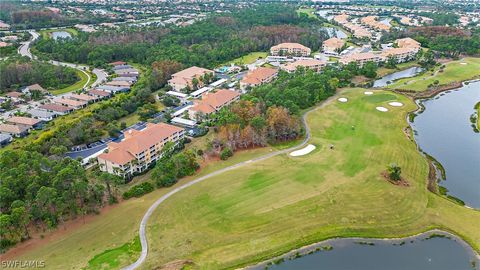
[224,52,268,66]
[40,28,79,39]
[4,147,277,270]
[49,69,90,95]
[296,8,317,19]
[5,89,480,269]
[133,88,480,269]
[386,57,480,91]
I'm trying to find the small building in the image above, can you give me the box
[270,43,311,57]
[54,98,87,109]
[282,59,327,73]
[0,124,29,137]
[88,89,111,99]
[166,91,189,101]
[22,84,47,94]
[96,85,130,93]
[190,87,212,99]
[114,69,139,76]
[5,116,43,130]
[240,67,278,90]
[69,93,98,103]
[112,64,133,71]
[106,81,132,87]
[5,92,24,103]
[27,109,56,122]
[38,103,74,115]
[171,117,197,128]
[113,77,137,82]
[168,66,215,92]
[97,123,185,177]
[188,89,240,120]
[322,38,346,55]
[109,61,127,66]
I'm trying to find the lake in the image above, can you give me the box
[252,235,478,270]
[411,81,480,208]
[373,66,423,87]
[52,31,72,40]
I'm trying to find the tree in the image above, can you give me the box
[220,147,233,160]
[387,163,402,181]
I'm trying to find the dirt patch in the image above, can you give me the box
[427,162,439,193]
[381,171,410,187]
[0,203,119,260]
[154,259,194,270]
[393,81,463,99]
[402,126,413,141]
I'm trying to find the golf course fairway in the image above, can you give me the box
[139,88,480,269]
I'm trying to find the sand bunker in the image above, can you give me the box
[388,102,403,107]
[338,97,348,103]
[290,144,316,157]
[364,91,373,95]
[376,106,389,112]
[460,62,467,65]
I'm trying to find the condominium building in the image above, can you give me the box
[340,52,385,66]
[240,67,278,90]
[395,38,421,52]
[361,16,390,32]
[168,66,214,92]
[282,59,327,73]
[188,89,241,120]
[270,43,311,57]
[98,123,185,177]
[381,47,418,63]
[322,38,346,55]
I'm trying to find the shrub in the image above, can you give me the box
[220,147,233,160]
[122,182,155,199]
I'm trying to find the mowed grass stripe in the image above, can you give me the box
[136,89,479,269]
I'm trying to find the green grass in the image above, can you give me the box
[223,52,268,66]
[133,88,480,269]
[296,8,317,19]
[50,69,90,95]
[386,57,480,92]
[7,89,480,270]
[40,28,79,39]
[7,147,276,270]
[84,236,141,270]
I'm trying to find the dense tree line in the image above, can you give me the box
[0,150,119,250]
[34,5,328,69]
[151,142,200,188]
[0,58,79,93]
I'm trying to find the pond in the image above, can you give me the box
[51,31,72,40]
[249,232,478,270]
[373,66,423,87]
[411,81,480,208]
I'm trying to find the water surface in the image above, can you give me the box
[373,66,423,87]
[412,81,480,208]
[261,237,477,270]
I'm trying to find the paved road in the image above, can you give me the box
[18,30,108,90]
[122,94,338,270]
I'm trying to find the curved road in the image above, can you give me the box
[122,94,338,270]
[18,30,108,90]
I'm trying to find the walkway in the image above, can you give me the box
[122,94,338,270]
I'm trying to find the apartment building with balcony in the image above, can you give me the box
[97,123,185,177]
